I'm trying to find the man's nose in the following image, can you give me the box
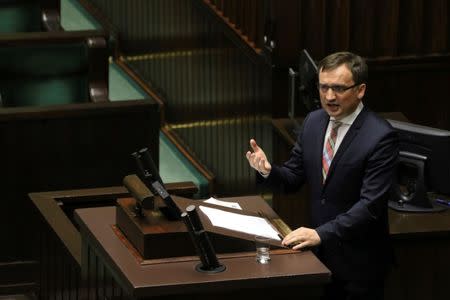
[325,88,336,100]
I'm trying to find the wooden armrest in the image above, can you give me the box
[165,181,198,197]
[41,0,62,31]
[41,9,62,31]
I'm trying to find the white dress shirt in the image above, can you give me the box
[323,102,364,155]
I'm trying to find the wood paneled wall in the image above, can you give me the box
[81,0,274,196]
[291,0,450,60]
[198,0,450,68]
[202,0,266,51]
[367,56,450,130]
[269,0,450,129]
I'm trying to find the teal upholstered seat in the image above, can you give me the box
[108,62,148,101]
[160,133,209,198]
[0,2,41,33]
[0,42,90,107]
[61,0,100,30]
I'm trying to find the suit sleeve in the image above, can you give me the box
[316,130,399,242]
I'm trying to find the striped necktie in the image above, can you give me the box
[322,121,342,182]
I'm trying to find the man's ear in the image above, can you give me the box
[357,83,366,99]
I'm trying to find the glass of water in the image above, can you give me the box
[254,235,271,264]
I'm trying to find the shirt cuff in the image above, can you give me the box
[259,171,270,178]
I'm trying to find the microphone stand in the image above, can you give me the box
[181,205,225,273]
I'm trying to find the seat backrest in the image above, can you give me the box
[0,1,41,32]
[0,30,108,107]
[0,0,61,32]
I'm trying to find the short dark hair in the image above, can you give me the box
[317,51,368,84]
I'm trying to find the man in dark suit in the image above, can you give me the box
[246,52,398,300]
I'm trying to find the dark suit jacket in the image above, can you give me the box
[263,106,398,281]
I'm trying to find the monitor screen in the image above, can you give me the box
[288,49,320,124]
[387,119,450,212]
[298,49,320,112]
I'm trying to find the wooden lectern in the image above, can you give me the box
[75,194,331,299]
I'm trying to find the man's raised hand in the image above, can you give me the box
[245,139,272,175]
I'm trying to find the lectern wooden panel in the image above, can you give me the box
[116,197,193,260]
[116,195,288,260]
[75,200,331,299]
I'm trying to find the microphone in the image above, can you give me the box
[132,148,181,220]
[182,205,225,273]
[138,148,163,184]
[181,212,210,270]
[151,181,181,220]
[186,204,203,231]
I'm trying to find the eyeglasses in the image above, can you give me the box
[317,83,360,94]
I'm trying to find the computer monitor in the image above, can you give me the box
[298,49,321,112]
[387,119,450,212]
[288,49,321,122]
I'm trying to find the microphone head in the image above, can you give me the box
[186,205,196,213]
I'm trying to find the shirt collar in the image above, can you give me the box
[330,102,364,126]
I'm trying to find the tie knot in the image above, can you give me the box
[331,120,342,130]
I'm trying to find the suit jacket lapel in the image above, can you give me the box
[324,107,368,185]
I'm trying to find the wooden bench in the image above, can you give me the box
[0,99,160,266]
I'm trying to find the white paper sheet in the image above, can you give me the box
[199,205,281,240]
[203,197,242,210]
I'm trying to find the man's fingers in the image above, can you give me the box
[247,140,270,173]
[259,159,270,173]
[282,235,297,247]
[246,152,260,171]
[254,157,261,169]
[250,139,259,151]
[282,238,301,249]
[245,151,251,160]
[258,159,264,170]
[292,241,308,251]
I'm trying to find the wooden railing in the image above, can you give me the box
[202,0,267,53]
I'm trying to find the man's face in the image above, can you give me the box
[318,64,366,120]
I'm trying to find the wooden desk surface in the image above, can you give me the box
[75,200,330,298]
[389,207,450,237]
